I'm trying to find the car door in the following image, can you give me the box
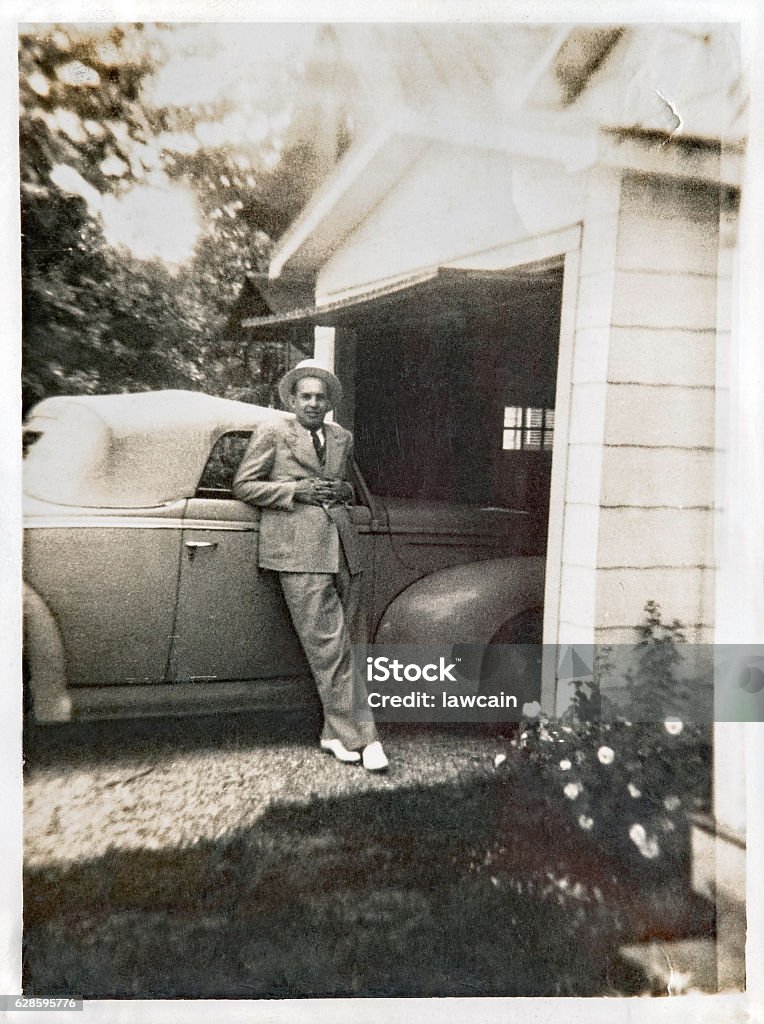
[23,500,185,687]
[169,431,311,683]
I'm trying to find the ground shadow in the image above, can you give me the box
[23,759,714,999]
[24,707,324,771]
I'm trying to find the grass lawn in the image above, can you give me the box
[23,722,713,998]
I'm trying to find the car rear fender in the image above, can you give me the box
[23,582,72,723]
[373,556,545,646]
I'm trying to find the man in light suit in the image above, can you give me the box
[233,359,388,771]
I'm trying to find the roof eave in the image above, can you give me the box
[267,110,602,282]
[268,118,429,281]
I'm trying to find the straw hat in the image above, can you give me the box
[278,359,343,408]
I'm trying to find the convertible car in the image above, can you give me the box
[23,390,544,723]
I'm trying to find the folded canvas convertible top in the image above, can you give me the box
[23,390,283,509]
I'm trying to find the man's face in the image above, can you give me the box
[289,376,330,430]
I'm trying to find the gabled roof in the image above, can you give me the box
[264,25,745,283]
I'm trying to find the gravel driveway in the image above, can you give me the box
[23,713,707,998]
[24,714,508,868]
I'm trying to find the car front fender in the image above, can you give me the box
[23,582,72,723]
[373,556,545,645]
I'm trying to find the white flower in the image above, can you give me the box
[578,814,594,831]
[640,837,660,859]
[664,718,684,736]
[627,782,641,798]
[559,759,572,771]
[629,823,646,845]
[564,782,583,800]
[663,795,681,812]
[494,753,507,768]
[629,823,660,859]
[597,745,615,765]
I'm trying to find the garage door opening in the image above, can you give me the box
[346,263,563,557]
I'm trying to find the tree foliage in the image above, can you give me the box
[19,24,349,414]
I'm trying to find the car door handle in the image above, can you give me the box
[185,540,218,561]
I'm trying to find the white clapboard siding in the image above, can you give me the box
[617,175,721,277]
[604,383,716,448]
[599,446,716,508]
[560,167,722,642]
[608,327,716,387]
[563,505,715,571]
[611,271,719,332]
[595,567,715,632]
[597,507,715,569]
[592,623,715,645]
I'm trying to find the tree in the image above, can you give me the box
[19,23,364,413]
[20,25,200,409]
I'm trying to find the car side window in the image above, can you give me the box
[196,428,370,505]
[196,431,253,499]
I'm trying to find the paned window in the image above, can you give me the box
[502,406,554,451]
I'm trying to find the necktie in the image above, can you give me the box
[310,428,326,466]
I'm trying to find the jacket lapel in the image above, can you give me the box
[286,419,322,472]
[324,424,347,478]
[285,419,348,476]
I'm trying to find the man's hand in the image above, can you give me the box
[293,478,352,505]
[318,478,352,503]
[293,479,323,505]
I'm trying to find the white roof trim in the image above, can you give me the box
[269,117,428,280]
[243,267,441,329]
[267,100,742,282]
[267,112,600,281]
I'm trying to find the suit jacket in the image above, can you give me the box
[232,415,363,574]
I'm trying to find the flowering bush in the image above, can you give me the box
[508,603,712,873]
[512,715,710,870]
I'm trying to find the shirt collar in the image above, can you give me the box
[299,422,325,441]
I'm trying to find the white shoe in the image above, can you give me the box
[320,738,361,763]
[362,741,389,772]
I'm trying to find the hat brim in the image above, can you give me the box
[278,365,343,408]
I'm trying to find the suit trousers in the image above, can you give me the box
[278,556,378,751]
